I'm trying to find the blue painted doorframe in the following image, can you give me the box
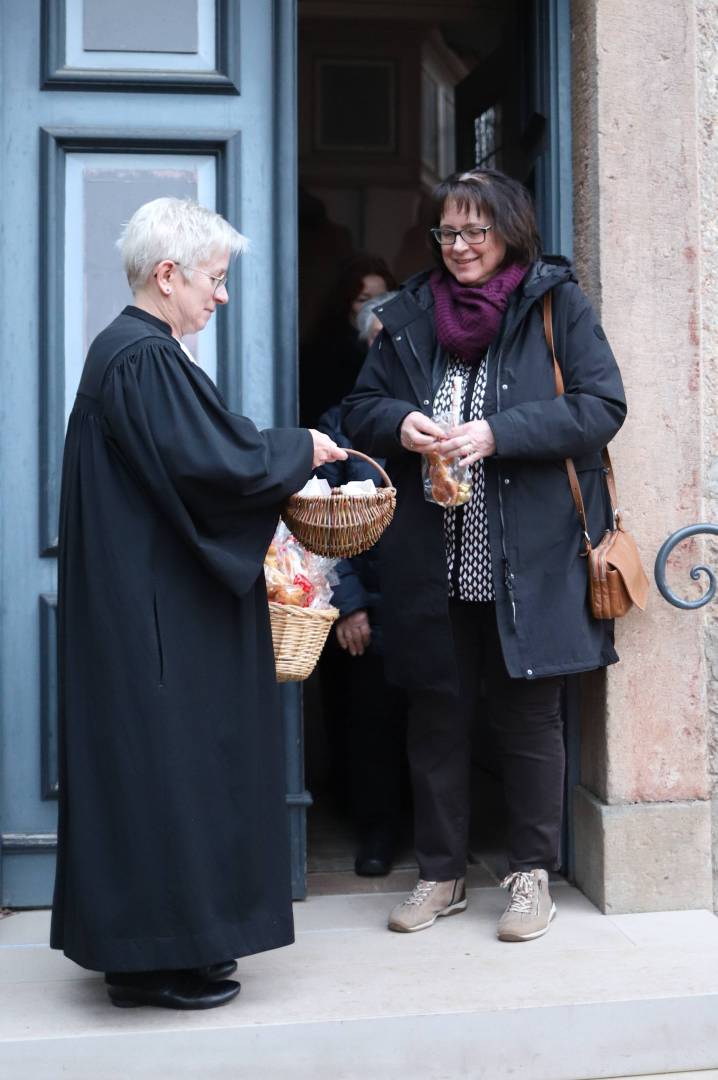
[535,0,581,881]
[528,0,578,879]
[532,0,574,261]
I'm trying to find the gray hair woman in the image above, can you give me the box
[50,197,344,1011]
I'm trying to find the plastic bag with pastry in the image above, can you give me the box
[263,522,339,609]
[421,411,472,508]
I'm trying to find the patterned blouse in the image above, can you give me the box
[432,354,495,602]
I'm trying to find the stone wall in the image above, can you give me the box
[697,0,718,906]
[570,0,713,912]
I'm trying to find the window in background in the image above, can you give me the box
[474,104,502,169]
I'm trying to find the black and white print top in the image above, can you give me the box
[433,354,495,602]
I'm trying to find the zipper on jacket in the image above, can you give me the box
[405,324,444,407]
[153,593,165,687]
[492,345,516,625]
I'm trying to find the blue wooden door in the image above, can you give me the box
[0,0,309,905]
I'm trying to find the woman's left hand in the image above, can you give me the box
[440,420,496,466]
[335,609,371,657]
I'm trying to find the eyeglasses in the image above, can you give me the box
[179,264,229,297]
[430,225,493,246]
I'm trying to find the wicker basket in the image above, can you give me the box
[269,601,339,682]
[282,449,396,558]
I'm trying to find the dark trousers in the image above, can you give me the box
[320,642,407,838]
[408,600,565,880]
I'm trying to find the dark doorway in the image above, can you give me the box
[296,0,575,895]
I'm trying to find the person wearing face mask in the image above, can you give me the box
[299,253,397,428]
[342,169,626,943]
[50,197,346,1010]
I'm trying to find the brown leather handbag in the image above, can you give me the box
[543,292,649,619]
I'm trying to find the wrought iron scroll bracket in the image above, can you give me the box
[654,524,718,610]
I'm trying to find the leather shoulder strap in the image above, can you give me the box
[601,446,620,523]
[543,294,565,395]
[542,292,620,538]
[543,292,590,544]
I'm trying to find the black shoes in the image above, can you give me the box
[354,828,395,877]
[105,970,240,1010]
[192,959,238,981]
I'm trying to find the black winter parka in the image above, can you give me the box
[341,258,627,693]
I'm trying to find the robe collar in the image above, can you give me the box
[123,305,173,338]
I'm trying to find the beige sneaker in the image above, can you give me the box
[388,878,466,933]
[497,869,556,942]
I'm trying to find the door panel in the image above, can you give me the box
[0,0,308,905]
[38,129,241,553]
[42,0,239,93]
[64,151,218,390]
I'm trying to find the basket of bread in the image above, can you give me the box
[282,449,396,559]
[264,524,339,682]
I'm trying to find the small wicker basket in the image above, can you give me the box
[269,601,339,682]
[282,449,396,558]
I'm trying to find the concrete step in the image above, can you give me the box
[605,1074,718,1080]
[1,885,718,1080]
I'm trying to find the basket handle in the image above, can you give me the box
[339,448,394,490]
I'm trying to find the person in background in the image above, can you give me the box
[298,186,355,346]
[343,168,626,941]
[300,253,398,427]
[51,197,345,1010]
[355,290,393,350]
[316,291,408,877]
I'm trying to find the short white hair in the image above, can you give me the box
[117,197,249,292]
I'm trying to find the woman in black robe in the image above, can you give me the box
[50,196,345,1010]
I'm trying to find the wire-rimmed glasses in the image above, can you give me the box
[180,264,229,297]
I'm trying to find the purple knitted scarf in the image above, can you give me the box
[430,261,529,364]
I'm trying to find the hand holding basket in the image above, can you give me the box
[282,449,396,558]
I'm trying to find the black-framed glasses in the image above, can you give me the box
[180,264,229,297]
[430,225,493,246]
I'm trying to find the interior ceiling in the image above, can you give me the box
[298,1,509,22]
[298,2,516,66]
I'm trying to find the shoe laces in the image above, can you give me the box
[403,879,438,906]
[500,871,536,914]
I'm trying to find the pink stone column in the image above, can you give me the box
[571,0,712,912]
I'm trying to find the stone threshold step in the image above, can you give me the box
[0,996,717,1080]
[602,1073,718,1080]
[1,888,718,1080]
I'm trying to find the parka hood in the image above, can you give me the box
[520,255,576,297]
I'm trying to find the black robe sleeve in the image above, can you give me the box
[101,339,314,597]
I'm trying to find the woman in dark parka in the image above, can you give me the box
[342,169,626,942]
[50,197,345,1010]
